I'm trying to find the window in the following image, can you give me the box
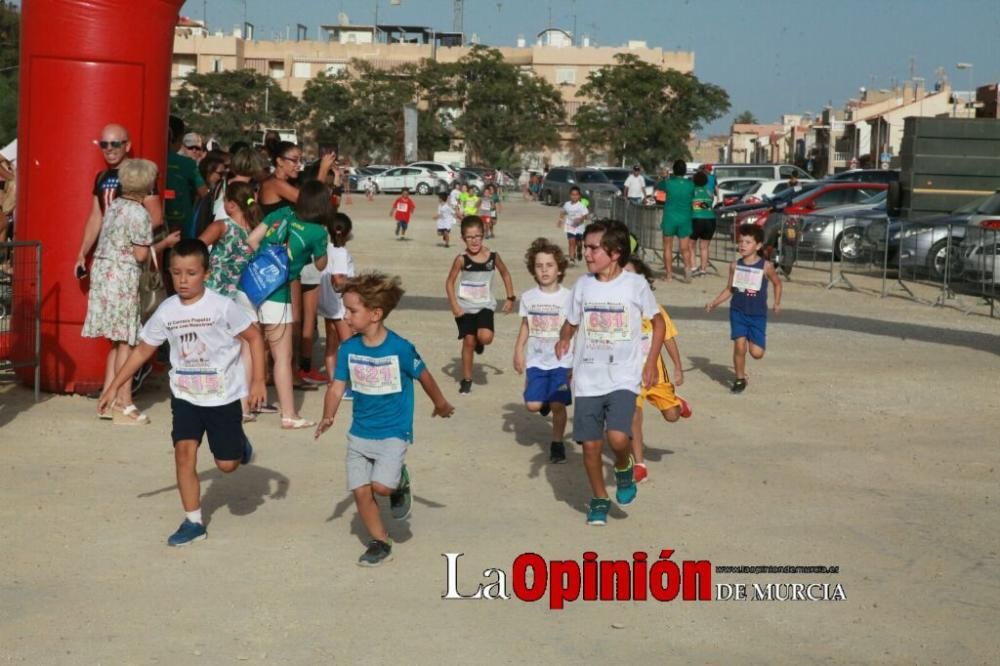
[555,68,576,85]
[293,62,311,78]
[212,58,224,73]
[269,62,285,79]
[176,62,196,78]
[814,190,850,207]
[325,63,346,76]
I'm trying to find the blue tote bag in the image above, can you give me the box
[238,219,290,308]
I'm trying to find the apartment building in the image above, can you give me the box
[171,19,694,164]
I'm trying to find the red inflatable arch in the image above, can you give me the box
[14,0,184,393]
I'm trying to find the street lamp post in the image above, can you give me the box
[956,62,974,117]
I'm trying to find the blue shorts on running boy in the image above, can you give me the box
[523,366,572,406]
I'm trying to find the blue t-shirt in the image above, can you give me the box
[334,329,426,442]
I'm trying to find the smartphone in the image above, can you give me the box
[76,265,88,280]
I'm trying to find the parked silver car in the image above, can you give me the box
[898,192,1000,280]
[539,167,620,206]
[798,191,888,260]
[372,166,444,195]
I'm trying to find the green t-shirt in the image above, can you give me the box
[259,209,330,304]
[692,185,715,220]
[657,176,695,226]
[459,192,480,216]
[165,151,205,238]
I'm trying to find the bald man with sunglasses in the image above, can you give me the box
[74,123,165,277]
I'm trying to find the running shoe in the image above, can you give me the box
[474,342,485,355]
[131,362,153,394]
[298,369,327,385]
[615,456,637,505]
[240,438,254,465]
[358,539,393,567]
[167,519,207,547]
[539,402,551,417]
[549,441,566,464]
[679,398,692,418]
[389,466,412,520]
[342,387,355,401]
[586,498,611,526]
[459,379,472,394]
[731,378,747,394]
[634,462,648,484]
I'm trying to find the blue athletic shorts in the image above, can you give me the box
[523,367,572,406]
[730,308,767,349]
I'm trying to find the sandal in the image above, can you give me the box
[281,416,315,430]
[254,403,279,414]
[113,404,150,425]
[98,399,116,420]
[242,413,258,424]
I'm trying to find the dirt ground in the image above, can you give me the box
[2,195,998,664]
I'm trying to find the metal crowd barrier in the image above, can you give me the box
[609,197,664,265]
[0,241,42,401]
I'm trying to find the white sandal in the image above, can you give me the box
[97,400,115,420]
[281,416,315,430]
[113,404,150,426]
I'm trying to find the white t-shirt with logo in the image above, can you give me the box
[562,201,589,235]
[566,271,659,397]
[318,245,355,320]
[519,285,573,370]
[140,288,253,406]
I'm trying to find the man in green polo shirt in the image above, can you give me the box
[656,159,695,282]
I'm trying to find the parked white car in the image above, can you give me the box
[740,178,813,205]
[407,161,460,185]
[372,166,443,195]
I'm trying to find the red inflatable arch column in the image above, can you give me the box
[15,0,185,394]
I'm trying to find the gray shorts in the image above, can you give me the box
[573,390,638,442]
[345,433,409,491]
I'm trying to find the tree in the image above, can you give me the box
[574,53,730,171]
[452,46,565,168]
[734,110,758,124]
[0,1,19,143]
[171,70,302,147]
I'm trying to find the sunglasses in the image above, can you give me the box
[189,145,205,152]
[97,140,126,149]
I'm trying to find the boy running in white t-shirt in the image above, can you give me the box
[99,239,267,546]
[513,238,574,464]
[558,186,590,264]
[555,220,665,526]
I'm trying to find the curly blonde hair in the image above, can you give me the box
[118,158,158,195]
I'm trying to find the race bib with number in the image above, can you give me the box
[732,265,764,292]
[348,354,403,395]
[396,203,409,213]
[583,303,631,342]
[174,368,225,398]
[527,305,562,339]
[458,280,491,304]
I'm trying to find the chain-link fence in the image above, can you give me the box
[0,241,42,401]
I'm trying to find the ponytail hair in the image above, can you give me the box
[224,181,262,230]
[328,212,353,248]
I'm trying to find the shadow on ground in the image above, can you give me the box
[138,463,290,525]
[326,490,446,546]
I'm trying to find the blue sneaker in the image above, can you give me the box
[389,465,412,520]
[342,387,354,401]
[615,456,637,506]
[241,438,254,465]
[586,498,611,526]
[167,519,206,547]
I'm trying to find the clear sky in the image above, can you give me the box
[176,0,997,135]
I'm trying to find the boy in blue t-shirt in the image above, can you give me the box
[315,271,454,567]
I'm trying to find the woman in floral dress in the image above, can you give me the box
[82,159,179,424]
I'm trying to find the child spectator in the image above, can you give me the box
[391,188,415,240]
[98,239,267,546]
[513,238,573,464]
[705,223,782,393]
[445,216,516,395]
[555,220,664,526]
[317,213,356,397]
[314,272,454,567]
[623,257,691,483]
[434,191,457,248]
[558,186,589,264]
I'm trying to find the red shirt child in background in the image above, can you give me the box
[391,188,416,240]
